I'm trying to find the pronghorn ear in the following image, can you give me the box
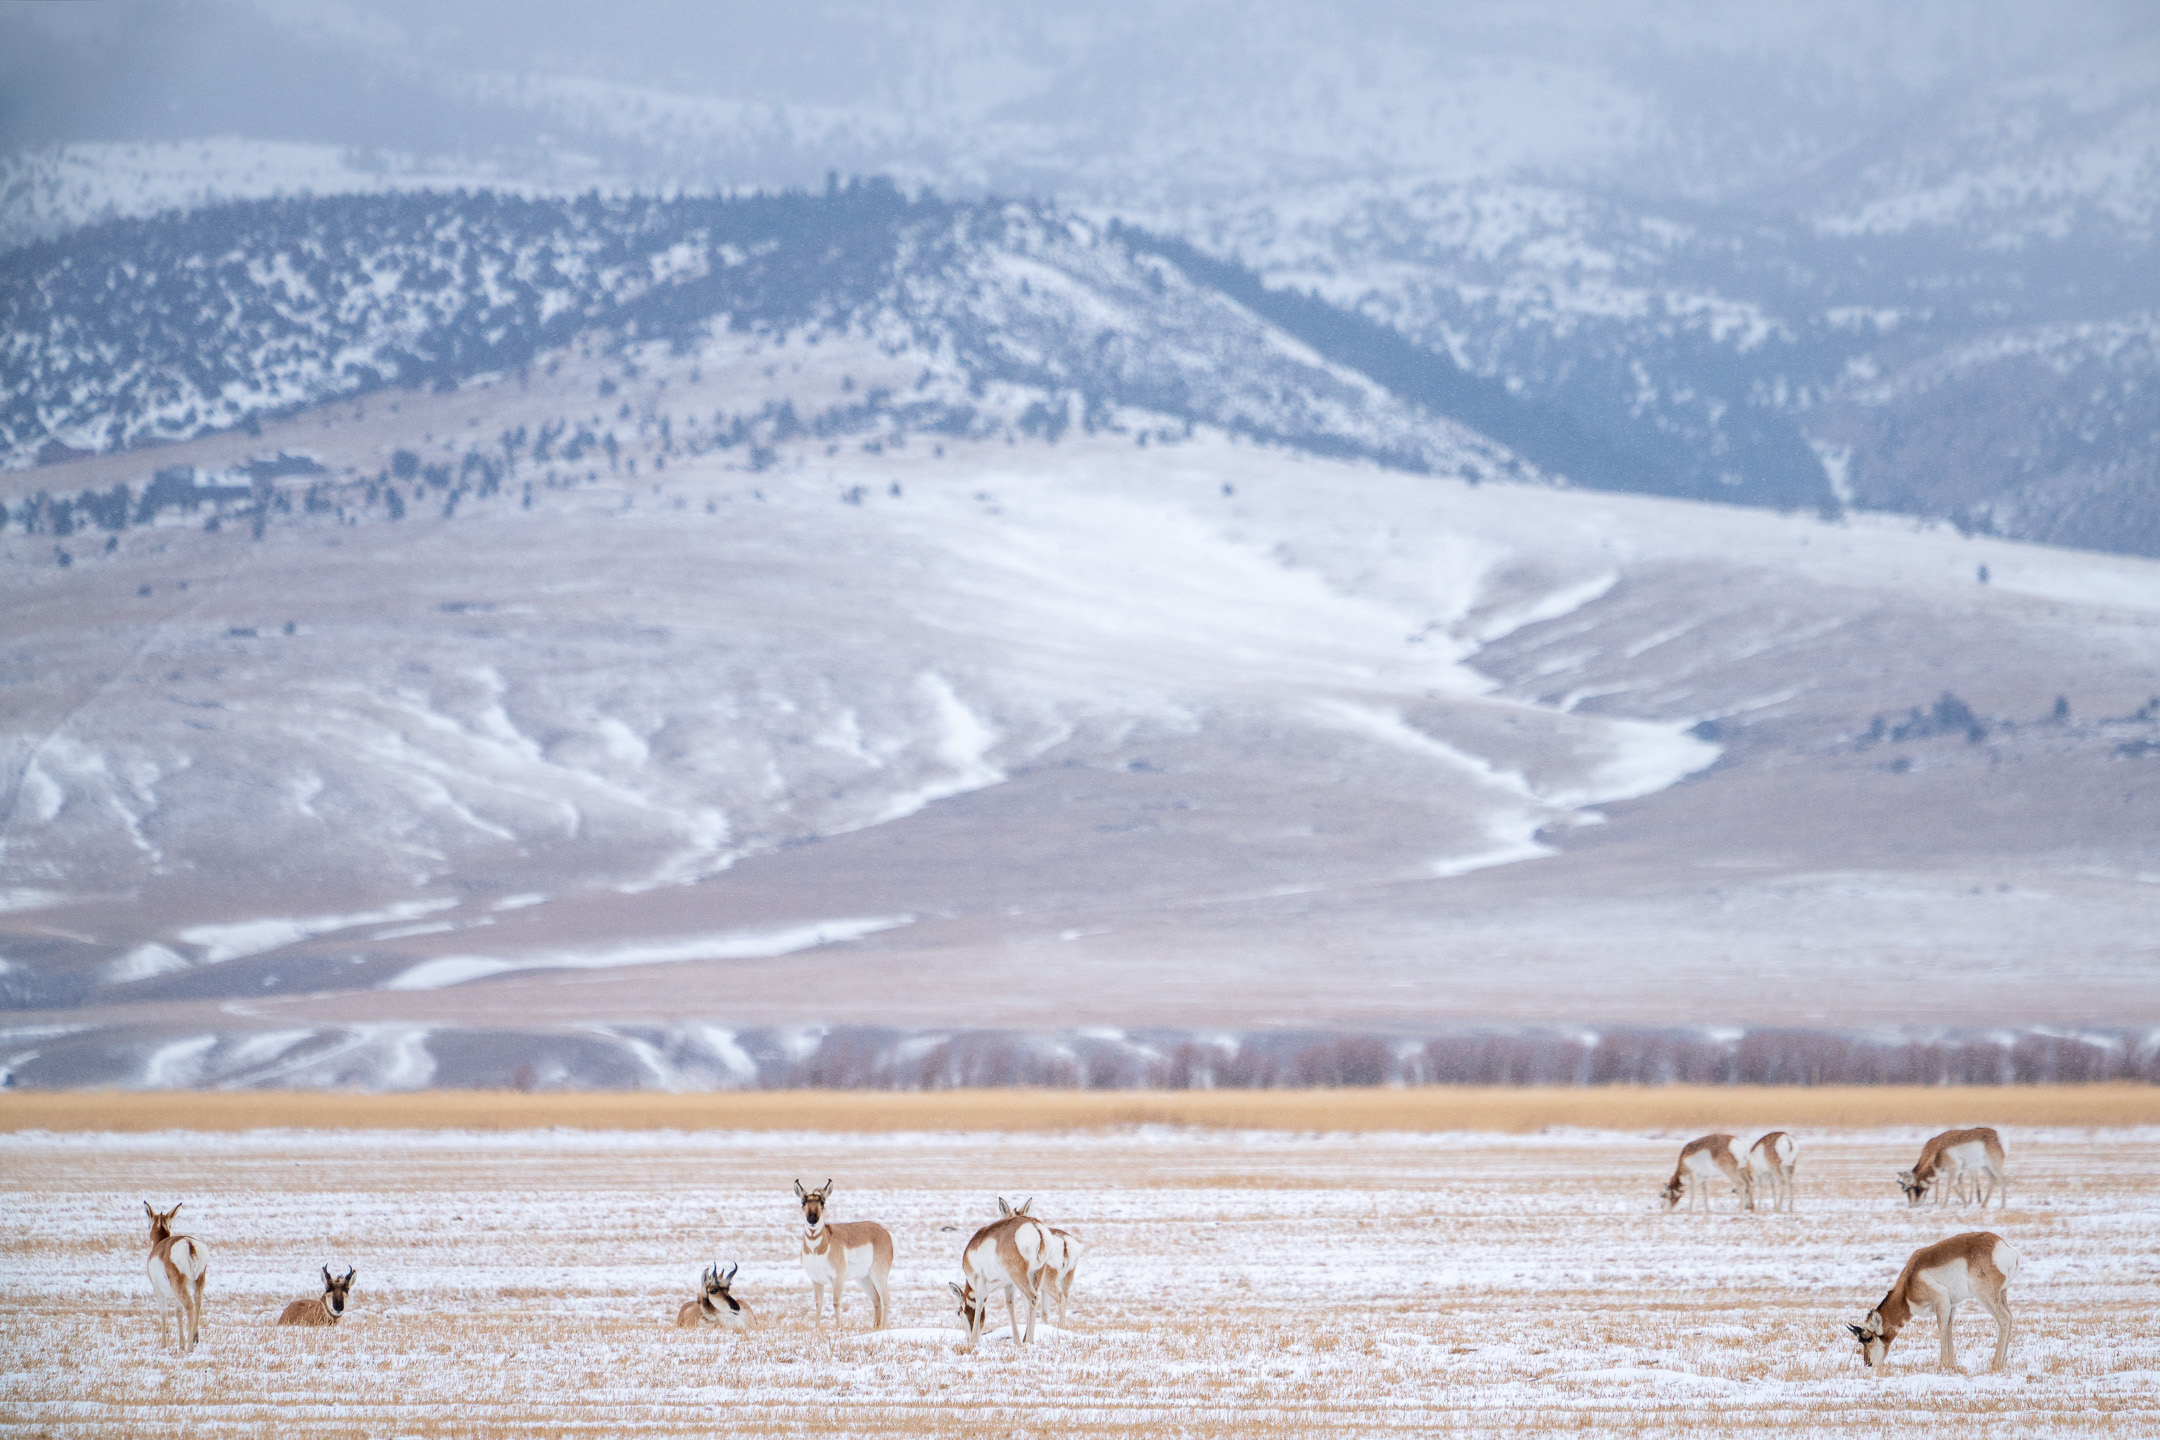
[997,1197,1012,1217]
[949,1282,966,1298]
[144,1200,154,1216]
[345,1267,356,1283]
[822,1179,833,1195]
[1020,1196,1033,1214]
[793,1179,806,1198]
[324,1265,334,1285]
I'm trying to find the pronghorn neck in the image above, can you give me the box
[1873,1282,1913,1341]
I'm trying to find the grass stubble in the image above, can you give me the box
[3,1094,2157,1436]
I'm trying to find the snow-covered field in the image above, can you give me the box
[5,1125,2156,1435]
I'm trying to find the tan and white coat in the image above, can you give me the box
[794,1180,894,1329]
[143,1201,209,1353]
[951,1210,1051,1350]
[1745,1131,1799,1213]
[1660,1134,1753,1213]
[675,1262,751,1331]
[1848,1231,2019,1375]
[1898,1127,2007,1208]
[277,1266,355,1326]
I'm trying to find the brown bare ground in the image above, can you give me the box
[6,1083,2160,1133]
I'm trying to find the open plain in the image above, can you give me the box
[5,1094,2158,1437]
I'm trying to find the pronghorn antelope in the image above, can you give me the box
[1847,1231,2020,1375]
[1745,1131,1799,1213]
[951,1206,1051,1350]
[675,1262,751,1331]
[277,1266,355,1326]
[998,1197,1084,1328]
[793,1180,894,1329]
[1659,1134,1753,1213]
[1897,1127,2008,1209]
[143,1201,208,1353]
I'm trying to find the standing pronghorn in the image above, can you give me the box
[1897,1127,2008,1209]
[950,1206,1050,1350]
[1659,1134,1753,1213]
[1745,1131,1799,1213]
[143,1201,208,1353]
[998,1197,1084,1328]
[675,1263,751,1331]
[793,1180,893,1329]
[1847,1231,2020,1375]
[277,1266,355,1326]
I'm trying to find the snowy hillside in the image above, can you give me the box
[3,302,2158,1085]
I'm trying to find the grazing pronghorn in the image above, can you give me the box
[1745,1131,1799,1213]
[1897,1127,2008,1209]
[1659,1134,1753,1213]
[675,1263,751,1331]
[951,1207,1050,1350]
[143,1201,208,1353]
[998,1197,1084,1328]
[277,1266,355,1326]
[1847,1231,2019,1375]
[793,1180,893,1329]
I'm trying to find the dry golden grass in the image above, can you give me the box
[5,1083,2159,1134]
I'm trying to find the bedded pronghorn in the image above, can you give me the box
[1659,1134,1753,1213]
[950,1207,1051,1350]
[1745,1131,1799,1213]
[143,1201,208,1353]
[1847,1231,2019,1375]
[675,1263,751,1331]
[277,1266,355,1326]
[1897,1127,2008,1209]
[997,1197,1084,1328]
[793,1180,894,1329]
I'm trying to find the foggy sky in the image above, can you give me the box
[4,0,2153,209]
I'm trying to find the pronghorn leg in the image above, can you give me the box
[1004,1287,1024,1347]
[811,1281,827,1323]
[157,1299,172,1353]
[857,1275,882,1330]
[190,1273,206,1349]
[1982,1294,2013,1370]
[1936,1301,1961,1374]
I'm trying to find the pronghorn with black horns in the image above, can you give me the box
[277,1266,355,1326]
[675,1262,751,1331]
[1745,1131,1799,1213]
[1897,1127,2007,1209]
[951,1200,1050,1350]
[143,1201,209,1353]
[1847,1231,2020,1375]
[999,1196,1084,1328]
[793,1180,894,1329]
[1659,1134,1753,1213]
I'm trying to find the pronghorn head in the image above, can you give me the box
[704,1261,742,1314]
[949,1278,991,1349]
[1658,1176,1684,1211]
[144,1201,181,1242]
[1895,1168,1929,1206]
[1846,1309,1890,1370]
[321,1265,356,1317]
[996,1196,1034,1219]
[794,1179,833,1232]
